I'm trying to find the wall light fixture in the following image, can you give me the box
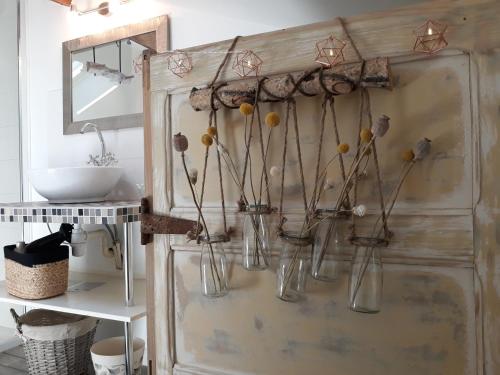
[72,0,131,16]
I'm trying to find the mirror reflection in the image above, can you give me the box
[71,38,144,123]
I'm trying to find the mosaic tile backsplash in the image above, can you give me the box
[0,201,141,225]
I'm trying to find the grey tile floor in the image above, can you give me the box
[0,346,148,374]
[0,346,28,374]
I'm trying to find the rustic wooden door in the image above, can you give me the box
[144,1,500,374]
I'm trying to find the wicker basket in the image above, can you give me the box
[4,245,69,299]
[11,309,99,375]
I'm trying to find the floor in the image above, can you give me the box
[0,345,148,374]
[0,346,27,375]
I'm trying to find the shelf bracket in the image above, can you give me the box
[140,198,200,245]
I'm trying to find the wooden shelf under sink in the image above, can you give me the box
[0,272,146,322]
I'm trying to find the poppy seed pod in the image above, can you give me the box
[372,115,390,138]
[174,133,188,152]
[414,138,432,160]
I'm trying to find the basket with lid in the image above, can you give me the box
[11,308,99,375]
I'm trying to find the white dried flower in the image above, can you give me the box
[189,168,198,185]
[352,204,367,217]
[323,178,335,191]
[414,138,431,160]
[270,166,281,177]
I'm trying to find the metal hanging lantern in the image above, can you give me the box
[232,50,263,77]
[314,35,346,67]
[413,19,448,54]
[167,51,193,78]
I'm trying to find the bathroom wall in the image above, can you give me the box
[0,0,24,335]
[20,0,423,361]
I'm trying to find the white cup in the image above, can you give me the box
[91,336,145,375]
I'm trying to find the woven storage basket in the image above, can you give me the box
[4,244,69,299]
[11,309,99,375]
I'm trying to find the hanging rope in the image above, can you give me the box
[211,109,228,235]
[201,36,241,238]
[209,36,241,88]
[290,100,308,214]
[329,96,350,210]
[310,95,329,213]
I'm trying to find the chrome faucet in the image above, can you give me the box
[80,122,118,166]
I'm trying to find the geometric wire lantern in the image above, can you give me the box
[314,35,346,68]
[167,50,193,78]
[232,50,263,77]
[413,19,448,54]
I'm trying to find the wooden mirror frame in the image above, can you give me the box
[62,15,168,135]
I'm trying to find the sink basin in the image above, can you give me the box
[30,167,123,203]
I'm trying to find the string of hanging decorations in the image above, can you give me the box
[165,18,448,78]
[173,16,435,312]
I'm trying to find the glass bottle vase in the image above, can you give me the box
[276,231,311,302]
[311,210,349,281]
[242,205,271,271]
[348,246,382,313]
[200,234,229,298]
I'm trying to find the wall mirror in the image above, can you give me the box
[62,15,168,134]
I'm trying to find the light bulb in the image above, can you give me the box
[427,27,433,35]
[329,49,334,56]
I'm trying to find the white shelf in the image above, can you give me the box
[0,272,146,323]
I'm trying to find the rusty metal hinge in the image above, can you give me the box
[140,198,200,245]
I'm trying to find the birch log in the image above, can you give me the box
[189,57,391,111]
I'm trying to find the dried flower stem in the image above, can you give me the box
[180,152,222,289]
[350,159,416,303]
[258,130,273,206]
[196,146,210,243]
[335,137,375,211]
[256,105,271,206]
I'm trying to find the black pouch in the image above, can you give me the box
[4,245,69,268]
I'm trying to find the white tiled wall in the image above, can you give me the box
[0,0,24,335]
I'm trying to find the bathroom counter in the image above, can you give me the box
[0,272,146,322]
[0,200,141,225]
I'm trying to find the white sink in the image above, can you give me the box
[30,167,123,203]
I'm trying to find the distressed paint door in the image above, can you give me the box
[145,1,500,374]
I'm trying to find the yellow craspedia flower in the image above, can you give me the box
[265,112,280,128]
[360,128,373,143]
[207,126,217,137]
[239,103,254,116]
[337,143,350,154]
[201,134,213,147]
[402,149,415,162]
